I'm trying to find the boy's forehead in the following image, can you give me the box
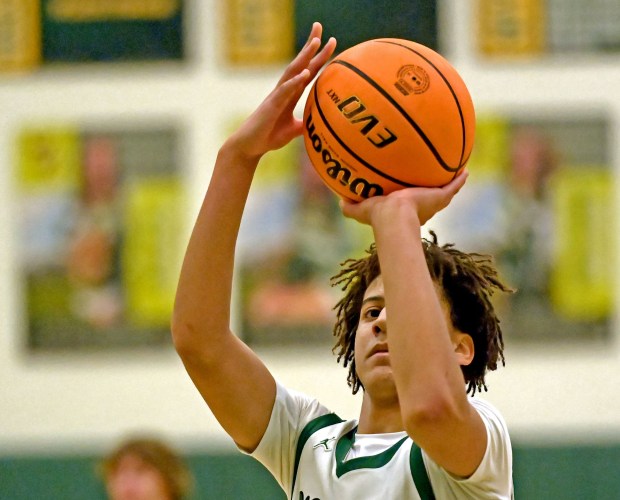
[363,275,446,305]
[363,275,384,299]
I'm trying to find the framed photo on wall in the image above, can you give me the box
[16,125,185,351]
[432,113,614,343]
[236,133,373,346]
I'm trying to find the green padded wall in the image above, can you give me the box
[2,444,620,499]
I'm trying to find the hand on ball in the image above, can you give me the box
[340,168,469,228]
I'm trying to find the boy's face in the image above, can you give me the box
[353,275,395,399]
[354,274,466,399]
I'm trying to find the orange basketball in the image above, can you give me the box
[302,38,475,202]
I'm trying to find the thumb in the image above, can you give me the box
[339,197,372,223]
[338,198,356,218]
[444,168,469,196]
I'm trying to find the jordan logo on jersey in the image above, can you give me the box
[312,437,336,452]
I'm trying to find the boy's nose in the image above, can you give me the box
[372,308,387,337]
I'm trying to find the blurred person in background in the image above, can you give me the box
[99,436,192,500]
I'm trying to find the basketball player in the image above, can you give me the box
[172,22,514,499]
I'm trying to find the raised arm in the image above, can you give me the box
[172,24,336,452]
[341,171,488,477]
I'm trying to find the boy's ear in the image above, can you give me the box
[453,332,474,366]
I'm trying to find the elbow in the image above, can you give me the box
[170,311,230,367]
[170,314,192,356]
[402,396,464,437]
[170,312,204,359]
[403,402,446,434]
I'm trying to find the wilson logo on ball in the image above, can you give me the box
[305,114,384,199]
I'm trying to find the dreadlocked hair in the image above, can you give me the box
[330,231,513,396]
[331,246,381,395]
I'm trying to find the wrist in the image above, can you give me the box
[370,197,422,230]
[219,137,262,172]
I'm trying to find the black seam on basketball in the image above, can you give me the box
[312,82,416,187]
[374,40,468,167]
[332,59,460,173]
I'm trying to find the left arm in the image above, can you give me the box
[341,172,487,478]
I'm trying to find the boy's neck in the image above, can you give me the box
[357,392,405,434]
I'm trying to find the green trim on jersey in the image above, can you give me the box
[410,442,436,500]
[291,413,436,499]
[335,426,408,478]
[291,413,344,498]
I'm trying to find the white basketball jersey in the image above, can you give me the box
[291,413,434,500]
[250,383,513,500]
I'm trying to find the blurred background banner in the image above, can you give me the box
[16,126,185,351]
[223,0,437,66]
[41,0,184,62]
[224,0,295,65]
[0,0,184,72]
[0,0,41,71]
[236,131,373,346]
[477,0,620,57]
[432,114,614,343]
[292,0,438,55]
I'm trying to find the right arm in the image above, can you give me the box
[171,25,336,452]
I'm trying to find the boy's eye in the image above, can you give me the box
[365,308,381,319]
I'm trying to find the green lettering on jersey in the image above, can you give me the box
[299,491,320,500]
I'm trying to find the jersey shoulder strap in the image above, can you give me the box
[291,412,344,497]
[410,442,436,500]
